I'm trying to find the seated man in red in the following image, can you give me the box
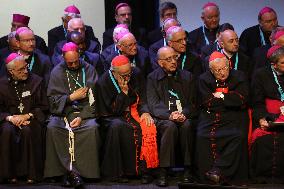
[251,45,284,183]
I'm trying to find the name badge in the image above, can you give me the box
[22,91,31,98]
[176,100,183,113]
[88,88,95,106]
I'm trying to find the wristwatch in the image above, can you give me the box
[28,113,34,119]
[220,93,225,100]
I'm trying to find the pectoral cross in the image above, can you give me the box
[18,103,24,113]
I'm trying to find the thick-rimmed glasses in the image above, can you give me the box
[212,66,229,74]
[159,54,180,63]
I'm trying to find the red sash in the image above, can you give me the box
[215,87,229,93]
[130,96,159,169]
[250,98,284,148]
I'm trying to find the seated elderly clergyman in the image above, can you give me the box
[251,45,284,183]
[0,53,48,184]
[196,51,249,184]
[96,55,158,184]
[147,46,197,187]
[44,42,100,188]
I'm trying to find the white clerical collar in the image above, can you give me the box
[222,49,234,59]
[18,51,30,59]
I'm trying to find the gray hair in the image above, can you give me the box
[166,26,184,42]
[67,18,84,30]
[63,12,81,19]
[209,57,229,69]
[201,4,220,16]
[269,46,284,64]
[271,27,284,44]
[7,31,17,41]
[6,56,25,70]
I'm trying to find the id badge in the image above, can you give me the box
[176,100,183,113]
[88,88,95,106]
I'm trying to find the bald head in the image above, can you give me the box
[201,5,220,30]
[219,29,239,55]
[15,28,35,55]
[157,46,178,73]
[117,33,137,56]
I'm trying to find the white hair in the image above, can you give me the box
[208,57,229,69]
[67,18,84,30]
[63,12,81,19]
[7,31,17,41]
[166,26,184,41]
[6,56,25,70]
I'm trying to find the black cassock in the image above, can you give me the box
[196,70,249,183]
[251,44,271,76]
[239,25,271,57]
[0,35,48,55]
[147,67,197,168]
[44,61,100,179]
[188,26,219,55]
[101,44,152,77]
[96,67,148,178]
[251,66,284,182]
[0,74,48,180]
[177,49,203,77]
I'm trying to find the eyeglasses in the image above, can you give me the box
[212,66,229,74]
[163,12,177,18]
[13,64,28,73]
[171,37,187,44]
[118,13,132,17]
[19,38,35,43]
[159,54,180,62]
[116,70,133,80]
[121,41,137,48]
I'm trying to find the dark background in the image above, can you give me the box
[104,0,160,33]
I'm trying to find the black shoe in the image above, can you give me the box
[69,171,84,188]
[141,174,153,184]
[183,168,195,183]
[156,168,168,187]
[62,174,72,187]
[205,170,222,185]
[117,176,129,183]
[27,179,36,184]
[156,175,168,187]
[7,178,18,184]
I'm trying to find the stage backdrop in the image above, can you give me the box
[160,0,284,36]
[0,0,105,46]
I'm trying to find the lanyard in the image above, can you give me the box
[28,54,35,71]
[234,53,239,70]
[259,26,266,46]
[168,89,179,99]
[221,50,238,70]
[216,41,222,52]
[271,66,284,101]
[131,57,136,67]
[63,25,67,38]
[66,67,86,88]
[181,54,187,70]
[109,70,121,93]
[163,38,167,47]
[202,25,210,45]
